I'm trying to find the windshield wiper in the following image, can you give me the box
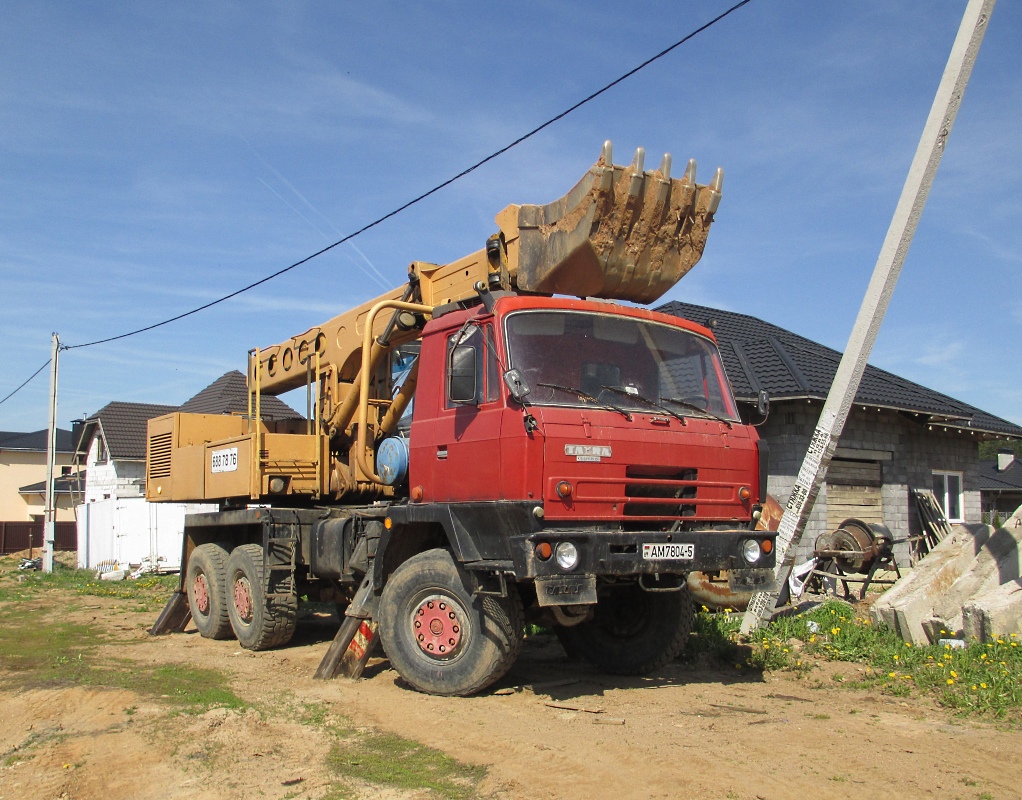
[600,385,687,426]
[662,396,733,428]
[537,383,633,421]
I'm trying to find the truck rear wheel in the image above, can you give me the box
[186,543,233,640]
[225,543,297,650]
[378,548,523,696]
[555,583,694,675]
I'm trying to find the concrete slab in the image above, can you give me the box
[871,523,1022,644]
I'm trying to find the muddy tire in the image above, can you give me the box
[225,543,297,650]
[378,548,523,696]
[186,543,233,640]
[555,583,694,675]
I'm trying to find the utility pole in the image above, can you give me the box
[43,332,60,574]
[741,0,996,634]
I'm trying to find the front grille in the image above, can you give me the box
[623,466,697,517]
[148,432,172,479]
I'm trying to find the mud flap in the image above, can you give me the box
[149,590,192,635]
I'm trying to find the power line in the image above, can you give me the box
[0,359,51,408]
[59,0,752,351]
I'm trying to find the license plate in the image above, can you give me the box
[642,543,694,560]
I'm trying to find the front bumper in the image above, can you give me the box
[515,528,775,580]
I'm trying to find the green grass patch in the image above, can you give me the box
[115,663,247,712]
[692,600,1022,719]
[0,559,178,610]
[328,727,486,800]
[0,604,102,685]
[0,604,244,713]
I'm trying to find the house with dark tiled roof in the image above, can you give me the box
[978,451,1022,522]
[658,301,1022,564]
[179,370,300,420]
[75,402,178,504]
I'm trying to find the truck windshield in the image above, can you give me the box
[504,310,740,421]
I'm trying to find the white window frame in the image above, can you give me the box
[932,470,964,523]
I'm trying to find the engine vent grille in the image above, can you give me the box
[148,432,172,480]
[623,466,697,518]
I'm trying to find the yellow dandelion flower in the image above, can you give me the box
[950,670,958,678]
[831,627,841,635]
[904,642,911,647]
[980,682,988,689]
[888,672,897,678]
[893,655,899,661]
[971,685,978,691]
[947,679,954,685]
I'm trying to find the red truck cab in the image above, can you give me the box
[392,294,772,589]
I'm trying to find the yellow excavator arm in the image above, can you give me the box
[147,141,724,504]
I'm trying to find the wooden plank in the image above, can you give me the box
[827,482,883,530]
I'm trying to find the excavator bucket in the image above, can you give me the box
[499,141,723,305]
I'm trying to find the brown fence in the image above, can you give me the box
[0,521,77,555]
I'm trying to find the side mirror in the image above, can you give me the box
[448,345,478,405]
[757,389,770,417]
[503,369,531,403]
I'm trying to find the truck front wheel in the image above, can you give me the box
[378,548,523,696]
[555,583,694,675]
[225,543,297,650]
[186,543,233,640]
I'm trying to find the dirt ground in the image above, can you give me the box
[2,590,1021,800]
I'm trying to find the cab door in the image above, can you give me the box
[411,323,505,501]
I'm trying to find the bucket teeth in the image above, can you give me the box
[708,167,724,214]
[599,140,615,190]
[658,153,672,180]
[628,147,646,196]
[656,153,673,203]
[683,158,697,185]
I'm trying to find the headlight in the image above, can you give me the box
[741,539,762,565]
[554,541,579,571]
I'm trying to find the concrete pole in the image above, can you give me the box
[741,0,996,634]
[43,333,60,573]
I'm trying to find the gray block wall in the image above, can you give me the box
[759,401,981,566]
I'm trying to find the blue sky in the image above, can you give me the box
[1,1,1019,433]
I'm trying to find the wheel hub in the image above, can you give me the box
[234,577,254,623]
[413,595,462,657]
[193,573,210,615]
